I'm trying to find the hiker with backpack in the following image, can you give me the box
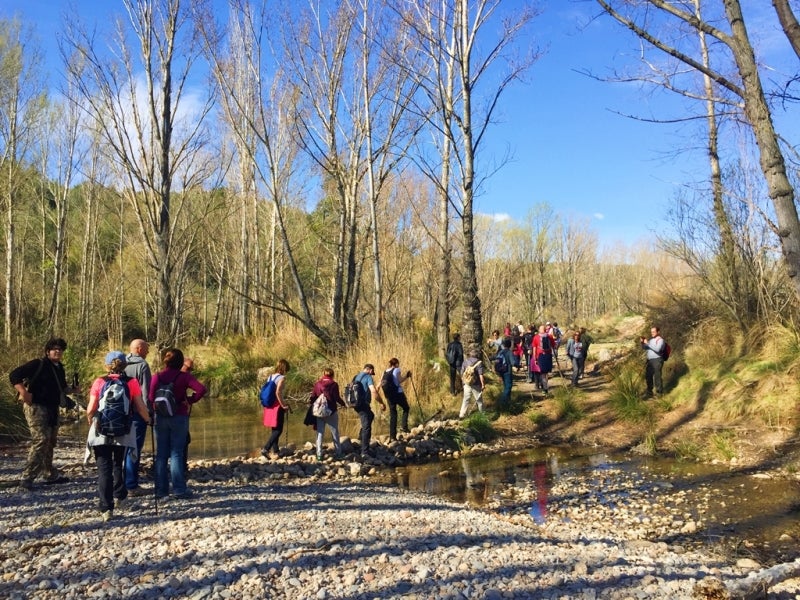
[380,357,412,441]
[10,337,79,491]
[459,348,485,419]
[532,325,556,396]
[85,351,151,521]
[445,333,464,395]
[495,338,514,411]
[523,325,535,382]
[149,348,207,499]
[349,364,385,458]
[123,339,151,496]
[310,367,346,461]
[641,326,667,398]
[261,359,291,458]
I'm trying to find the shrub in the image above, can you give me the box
[461,411,497,443]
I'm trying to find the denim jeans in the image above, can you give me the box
[155,414,189,496]
[498,372,513,409]
[315,412,341,457]
[125,413,147,490]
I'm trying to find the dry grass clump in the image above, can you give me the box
[683,319,800,425]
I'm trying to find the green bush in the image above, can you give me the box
[461,411,497,443]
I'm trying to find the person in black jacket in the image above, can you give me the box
[9,338,79,490]
[446,333,464,395]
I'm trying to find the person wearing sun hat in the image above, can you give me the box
[9,337,78,491]
[85,350,151,521]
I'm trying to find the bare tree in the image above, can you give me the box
[400,0,538,350]
[62,0,213,346]
[0,18,46,343]
[595,0,800,305]
[196,0,335,345]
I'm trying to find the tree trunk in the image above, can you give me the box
[723,0,800,299]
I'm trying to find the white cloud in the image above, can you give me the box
[594,213,605,220]
[492,213,511,223]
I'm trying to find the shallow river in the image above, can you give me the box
[61,398,800,562]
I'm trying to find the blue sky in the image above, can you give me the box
[2,1,794,249]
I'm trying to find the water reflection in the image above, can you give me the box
[62,397,383,459]
[529,459,550,524]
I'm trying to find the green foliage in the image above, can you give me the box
[0,399,26,437]
[608,365,654,424]
[461,411,497,443]
[671,438,701,461]
[434,427,463,450]
[709,430,736,461]
[553,387,584,422]
[527,410,548,427]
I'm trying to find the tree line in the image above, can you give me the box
[0,0,797,359]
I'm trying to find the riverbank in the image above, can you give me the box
[3,439,800,598]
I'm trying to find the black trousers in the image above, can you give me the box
[94,444,126,512]
[645,358,664,394]
[357,407,375,454]
[388,393,409,440]
[263,407,286,454]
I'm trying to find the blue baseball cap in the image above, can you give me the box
[105,350,126,365]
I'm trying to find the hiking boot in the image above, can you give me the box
[115,497,129,512]
[18,479,33,491]
[102,510,113,522]
[128,486,148,497]
[43,475,69,485]
[173,490,193,500]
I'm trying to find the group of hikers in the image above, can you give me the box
[261,358,414,464]
[10,338,206,521]
[10,324,668,521]
[446,322,594,417]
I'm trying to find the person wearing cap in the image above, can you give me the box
[86,351,151,521]
[123,339,152,495]
[352,363,385,458]
[9,337,79,490]
[149,348,207,499]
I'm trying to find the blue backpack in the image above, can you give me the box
[98,376,132,437]
[259,375,279,408]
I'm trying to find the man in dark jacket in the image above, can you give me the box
[10,338,76,490]
[124,339,152,495]
[446,333,464,395]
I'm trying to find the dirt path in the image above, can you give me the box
[489,350,798,469]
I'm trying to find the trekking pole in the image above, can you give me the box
[408,376,425,423]
[150,421,158,516]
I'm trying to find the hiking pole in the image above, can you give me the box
[150,421,158,516]
[408,375,425,423]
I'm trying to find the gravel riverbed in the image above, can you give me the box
[2,437,800,599]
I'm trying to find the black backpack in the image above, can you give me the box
[380,369,398,398]
[345,374,370,411]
